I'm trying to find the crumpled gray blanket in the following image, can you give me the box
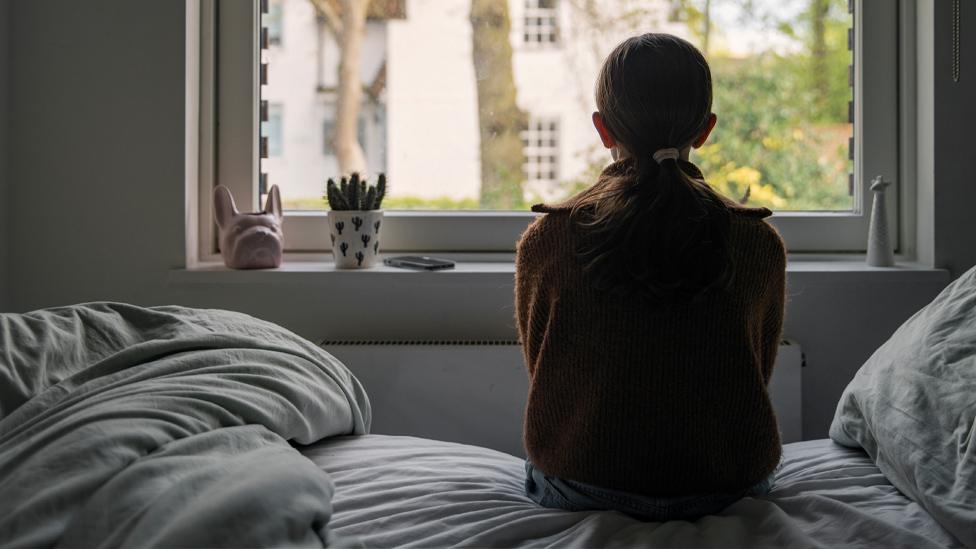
[0,302,371,549]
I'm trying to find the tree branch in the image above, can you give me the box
[366,59,387,101]
[310,0,343,38]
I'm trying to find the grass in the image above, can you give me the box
[284,195,483,211]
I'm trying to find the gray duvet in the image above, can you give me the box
[0,303,371,549]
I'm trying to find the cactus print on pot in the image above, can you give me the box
[327,209,383,269]
[325,172,387,269]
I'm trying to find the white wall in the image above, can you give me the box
[3,0,972,440]
[386,0,481,201]
[0,0,9,311]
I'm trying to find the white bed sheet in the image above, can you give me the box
[301,435,962,548]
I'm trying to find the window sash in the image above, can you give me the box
[201,0,902,257]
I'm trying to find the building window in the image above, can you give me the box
[262,103,283,156]
[523,0,559,45]
[522,118,560,189]
[267,0,283,46]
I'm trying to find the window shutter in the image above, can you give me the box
[848,0,855,196]
[259,0,270,198]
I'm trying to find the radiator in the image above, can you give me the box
[321,340,804,457]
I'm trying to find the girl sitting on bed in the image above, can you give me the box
[515,32,786,522]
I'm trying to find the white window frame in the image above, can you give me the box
[195,0,904,257]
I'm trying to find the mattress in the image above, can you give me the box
[300,435,962,548]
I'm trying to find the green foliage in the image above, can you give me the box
[381,195,482,210]
[477,165,529,210]
[694,0,853,210]
[564,0,854,212]
[693,51,851,211]
[286,193,481,211]
[324,172,387,210]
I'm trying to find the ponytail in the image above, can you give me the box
[575,33,729,304]
[571,156,731,305]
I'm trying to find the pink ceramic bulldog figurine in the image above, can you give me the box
[214,184,284,269]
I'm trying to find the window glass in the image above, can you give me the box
[524,0,559,45]
[262,0,851,212]
[268,0,283,46]
[262,103,283,156]
[522,117,561,201]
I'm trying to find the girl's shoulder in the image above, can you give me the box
[518,208,572,254]
[727,203,774,219]
[716,187,774,220]
[729,210,786,262]
[530,203,572,214]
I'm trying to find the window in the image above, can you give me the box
[267,0,283,46]
[203,0,901,255]
[262,103,283,156]
[523,0,559,45]
[522,117,560,201]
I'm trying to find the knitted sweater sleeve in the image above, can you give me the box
[760,224,787,385]
[514,218,553,378]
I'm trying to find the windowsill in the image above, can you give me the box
[171,256,949,285]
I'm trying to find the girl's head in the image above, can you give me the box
[573,33,731,305]
[593,33,716,161]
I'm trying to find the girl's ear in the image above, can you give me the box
[592,112,616,149]
[692,113,718,148]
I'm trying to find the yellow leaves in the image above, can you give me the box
[692,144,787,209]
[748,184,788,209]
[701,161,787,209]
[727,166,762,188]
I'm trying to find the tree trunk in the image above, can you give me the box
[470,0,527,209]
[810,0,830,118]
[335,0,369,175]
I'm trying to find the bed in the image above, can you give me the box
[1,289,973,548]
[301,434,961,548]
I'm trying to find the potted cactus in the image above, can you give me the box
[325,172,386,269]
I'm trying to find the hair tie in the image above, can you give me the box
[652,148,680,164]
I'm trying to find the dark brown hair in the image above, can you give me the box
[572,33,731,304]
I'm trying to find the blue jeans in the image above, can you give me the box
[524,461,775,522]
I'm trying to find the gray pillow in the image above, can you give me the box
[830,266,976,547]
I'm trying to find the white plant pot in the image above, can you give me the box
[328,210,384,269]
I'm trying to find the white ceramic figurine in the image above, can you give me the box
[867,176,894,267]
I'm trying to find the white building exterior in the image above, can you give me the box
[263,0,686,206]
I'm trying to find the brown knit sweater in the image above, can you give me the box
[515,165,786,497]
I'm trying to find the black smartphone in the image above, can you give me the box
[383,256,456,271]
